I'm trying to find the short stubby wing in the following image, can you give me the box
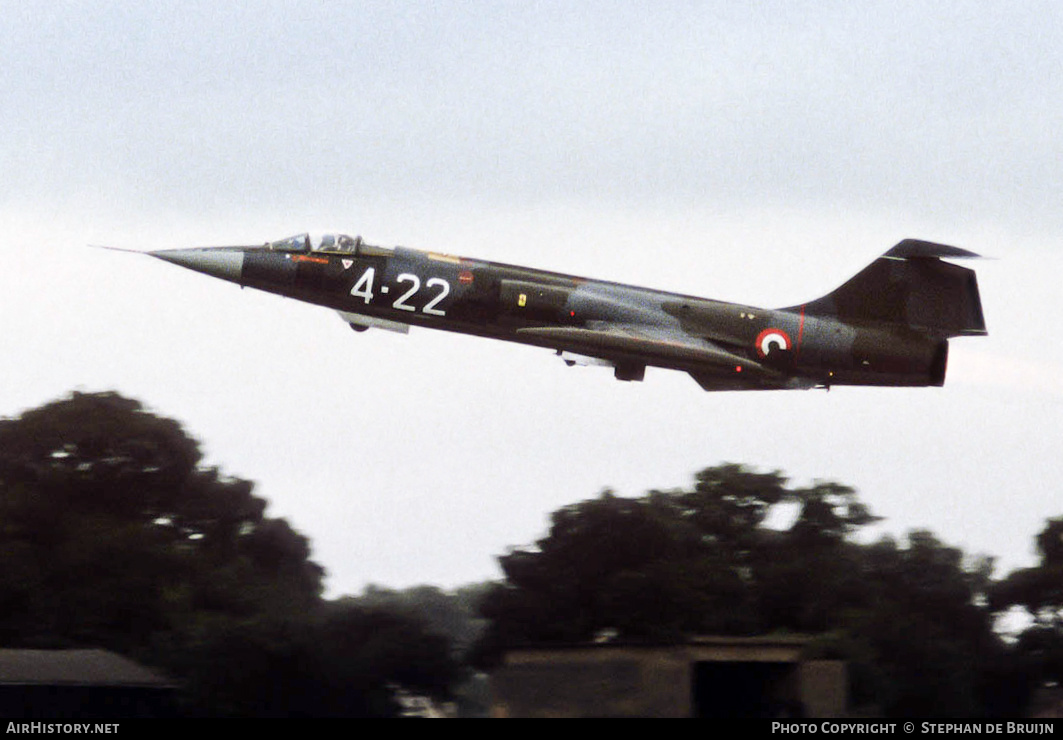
[516,324,799,391]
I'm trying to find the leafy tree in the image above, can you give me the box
[348,583,490,657]
[172,601,461,717]
[0,392,323,654]
[475,466,880,655]
[473,465,1011,716]
[0,391,460,716]
[311,600,461,716]
[340,584,493,715]
[990,517,1063,693]
[828,532,1003,716]
[992,518,1063,629]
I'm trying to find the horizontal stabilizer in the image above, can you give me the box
[884,239,982,260]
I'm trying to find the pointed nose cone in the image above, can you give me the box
[150,248,244,283]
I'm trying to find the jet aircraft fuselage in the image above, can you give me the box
[145,233,987,391]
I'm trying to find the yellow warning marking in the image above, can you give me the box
[518,293,527,307]
[427,252,463,264]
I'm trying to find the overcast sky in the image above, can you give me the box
[3,2,1061,596]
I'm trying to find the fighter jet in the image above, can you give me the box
[137,233,986,391]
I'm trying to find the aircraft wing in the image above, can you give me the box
[516,325,749,366]
[515,324,801,390]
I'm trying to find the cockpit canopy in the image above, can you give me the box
[268,232,361,253]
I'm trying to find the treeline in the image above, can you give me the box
[471,472,1042,716]
[0,391,1060,716]
[0,392,460,716]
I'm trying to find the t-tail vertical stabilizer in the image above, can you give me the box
[799,239,987,338]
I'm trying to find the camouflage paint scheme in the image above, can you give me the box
[146,234,987,391]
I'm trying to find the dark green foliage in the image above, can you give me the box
[10,391,1055,717]
[990,517,1063,694]
[476,466,885,654]
[0,392,322,652]
[1037,518,1063,568]
[341,584,494,716]
[991,518,1063,629]
[0,391,459,716]
[828,532,1002,716]
[474,464,1011,717]
[167,603,460,717]
[345,583,490,657]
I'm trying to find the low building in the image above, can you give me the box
[0,649,176,718]
[490,636,845,718]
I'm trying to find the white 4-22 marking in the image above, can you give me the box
[423,278,449,316]
[392,273,420,311]
[349,267,375,303]
[349,268,450,316]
